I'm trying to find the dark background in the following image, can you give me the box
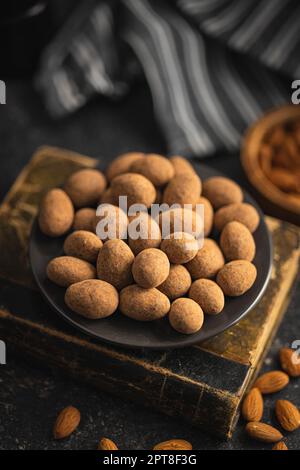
[0,0,299,451]
[0,79,300,450]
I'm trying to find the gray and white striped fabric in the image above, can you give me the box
[37,0,298,157]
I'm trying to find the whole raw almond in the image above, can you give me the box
[153,439,192,451]
[275,400,300,432]
[53,406,81,439]
[98,437,118,450]
[242,388,263,422]
[272,441,288,450]
[254,370,289,394]
[279,348,300,377]
[245,422,283,443]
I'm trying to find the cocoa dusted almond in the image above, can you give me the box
[214,203,260,233]
[186,239,224,280]
[202,176,243,209]
[65,279,119,319]
[189,279,224,315]
[220,221,256,262]
[64,230,103,263]
[169,155,196,176]
[216,260,257,297]
[39,188,74,237]
[119,285,170,321]
[163,173,201,206]
[169,298,204,335]
[64,168,107,208]
[130,154,175,187]
[132,248,170,289]
[73,208,96,232]
[47,256,96,287]
[106,152,145,181]
[97,239,134,290]
[110,172,156,209]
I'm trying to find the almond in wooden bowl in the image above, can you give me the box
[241,105,300,226]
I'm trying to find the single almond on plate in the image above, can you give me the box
[254,370,289,394]
[245,422,283,443]
[275,399,300,432]
[279,348,300,377]
[153,439,192,450]
[242,388,264,422]
[272,441,288,450]
[53,406,81,439]
[98,437,118,450]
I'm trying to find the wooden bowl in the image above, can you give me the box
[241,105,300,225]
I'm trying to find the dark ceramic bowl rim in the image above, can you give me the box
[29,162,273,350]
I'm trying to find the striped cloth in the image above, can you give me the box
[37,0,298,157]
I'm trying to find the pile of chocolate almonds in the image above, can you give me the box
[38,152,260,335]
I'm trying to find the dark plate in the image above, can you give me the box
[29,162,272,350]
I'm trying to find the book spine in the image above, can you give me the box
[0,308,238,439]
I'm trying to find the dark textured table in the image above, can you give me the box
[0,80,299,450]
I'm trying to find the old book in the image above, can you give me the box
[0,146,299,438]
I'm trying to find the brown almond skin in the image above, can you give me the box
[160,232,199,264]
[47,256,96,287]
[98,438,118,450]
[53,406,81,439]
[97,239,134,290]
[169,156,196,176]
[158,264,191,300]
[64,230,103,263]
[279,347,300,377]
[106,152,145,181]
[254,370,289,394]
[214,203,260,233]
[272,441,288,450]
[111,172,156,208]
[130,154,174,186]
[163,173,201,206]
[169,298,204,335]
[132,248,170,288]
[73,208,96,232]
[186,239,225,280]
[64,169,107,208]
[242,388,263,422]
[220,221,256,262]
[158,208,203,239]
[189,279,224,315]
[196,196,214,236]
[153,439,193,450]
[245,422,283,443]
[94,203,128,242]
[216,260,257,296]
[275,400,300,432]
[128,213,161,255]
[39,188,74,237]
[65,279,119,319]
[202,176,243,209]
[120,285,170,321]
